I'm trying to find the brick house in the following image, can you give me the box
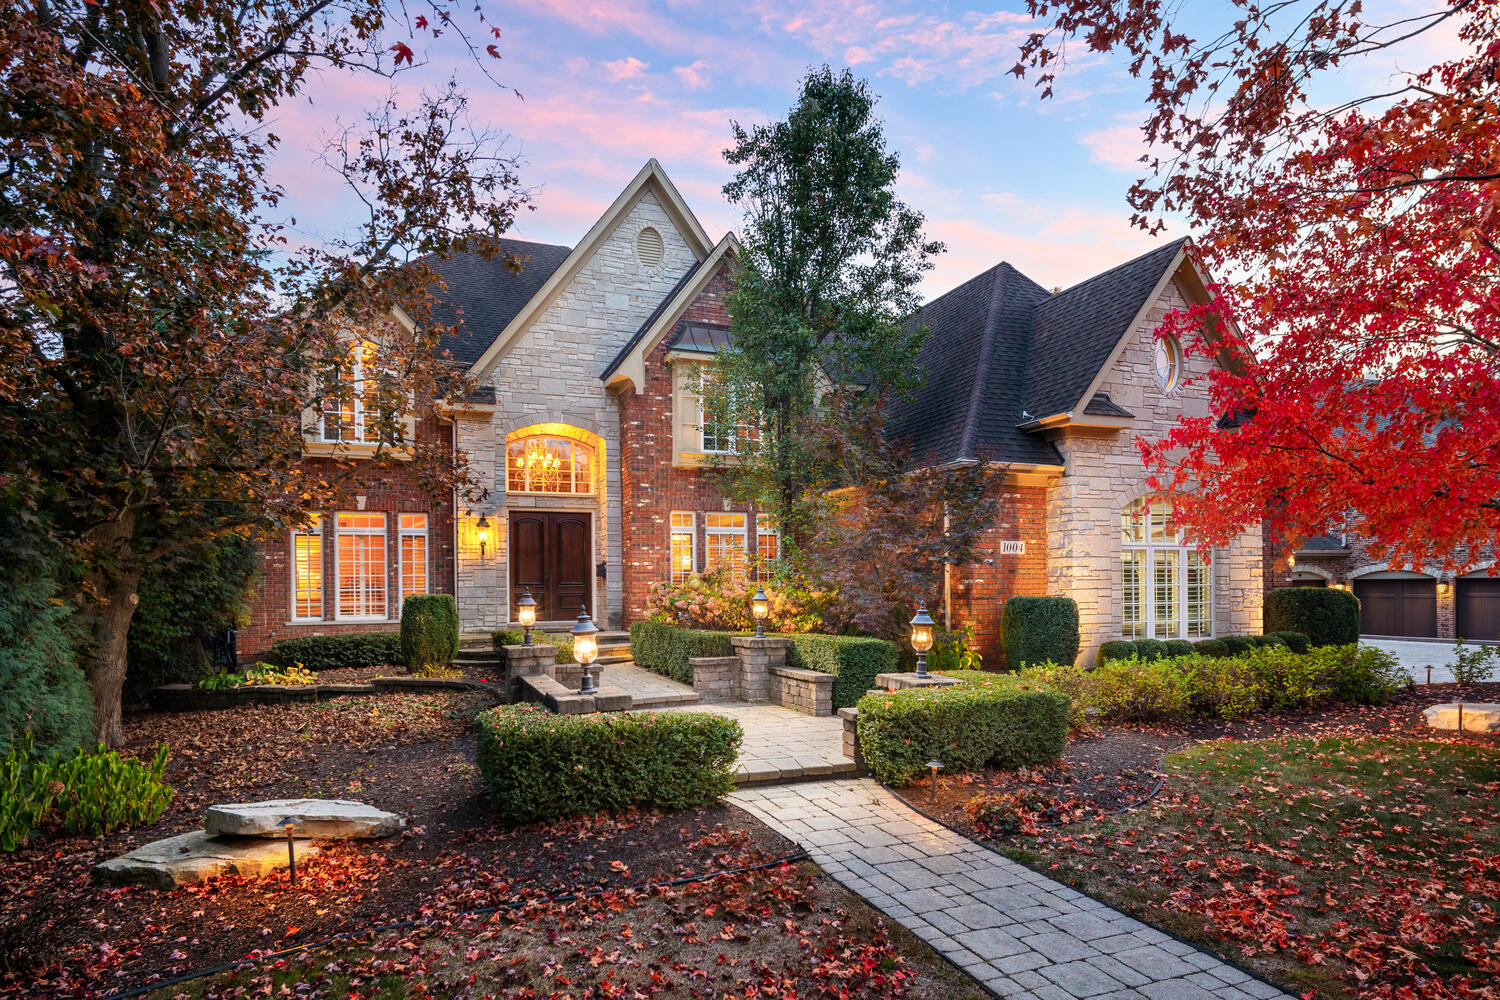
[239,159,1262,667]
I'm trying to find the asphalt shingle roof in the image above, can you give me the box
[884,239,1188,465]
[421,238,574,368]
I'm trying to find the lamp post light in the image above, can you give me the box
[571,603,599,695]
[751,585,770,638]
[910,603,935,678]
[475,514,491,561]
[517,587,537,646]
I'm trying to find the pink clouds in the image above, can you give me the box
[1080,123,1151,173]
[672,60,711,89]
[603,56,650,81]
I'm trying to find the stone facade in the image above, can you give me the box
[1045,280,1262,666]
[456,189,703,630]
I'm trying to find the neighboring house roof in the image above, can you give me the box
[885,239,1193,466]
[422,238,574,368]
[1298,535,1351,555]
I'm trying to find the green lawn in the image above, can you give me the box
[1012,736,1499,1000]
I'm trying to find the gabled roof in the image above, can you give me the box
[422,238,574,368]
[884,239,1193,466]
[468,159,717,378]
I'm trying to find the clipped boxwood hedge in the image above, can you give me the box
[630,621,899,709]
[1193,638,1229,657]
[1096,640,1137,667]
[629,621,734,684]
[1001,596,1080,669]
[475,705,741,824]
[270,632,402,671]
[856,683,1068,785]
[785,633,899,709]
[1264,587,1361,647]
[400,595,459,675]
[1221,634,1257,655]
[1265,630,1312,654]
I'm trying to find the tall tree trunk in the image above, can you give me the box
[82,513,141,746]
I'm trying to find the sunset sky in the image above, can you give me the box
[268,0,1455,300]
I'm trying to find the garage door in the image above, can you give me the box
[1354,579,1437,637]
[1456,578,1500,641]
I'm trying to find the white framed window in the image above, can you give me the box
[669,511,695,585]
[704,512,748,583]
[320,341,398,445]
[336,512,388,620]
[755,513,779,581]
[1121,499,1212,639]
[399,513,428,603]
[291,518,323,621]
[698,368,751,454]
[506,436,594,494]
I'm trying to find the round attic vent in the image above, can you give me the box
[636,226,664,270]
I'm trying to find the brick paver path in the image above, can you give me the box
[730,780,1292,1000]
[657,703,856,784]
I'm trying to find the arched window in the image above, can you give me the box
[1121,499,1212,639]
[507,436,594,494]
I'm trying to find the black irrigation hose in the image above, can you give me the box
[97,851,809,1000]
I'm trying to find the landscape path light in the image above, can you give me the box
[927,761,944,803]
[751,585,770,637]
[517,587,537,645]
[571,603,599,695]
[910,603,935,679]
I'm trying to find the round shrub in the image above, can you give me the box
[1264,587,1361,647]
[1001,596,1080,669]
[400,594,460,676]
[1221,634,1257,655]
[1096,640,1137,667]
[1133,638,1167,661]
[1163,639,1196,657]
[1265,631,1311,654]
[1193,638,1229,657]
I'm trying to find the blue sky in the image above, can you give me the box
[267,0,1458,300]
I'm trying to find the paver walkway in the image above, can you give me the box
[605,661,702,708]
[655,703,856,785]
[731,780,1292,1000]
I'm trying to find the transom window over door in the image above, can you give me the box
[337,512,388,620]
[507,437,594,494]
[1121,499,1211,639]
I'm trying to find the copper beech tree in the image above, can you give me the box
[0,1,527,743]
[1019,1,1500,570]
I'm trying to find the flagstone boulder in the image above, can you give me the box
[95,831,321,889]
[203,798,406,839]
[1423,702,1500,733]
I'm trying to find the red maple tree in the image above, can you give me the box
[0,2,526,743]
[1019,1,1500,571]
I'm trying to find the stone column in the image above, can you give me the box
[502,644,555,702]
[729,636,790,704]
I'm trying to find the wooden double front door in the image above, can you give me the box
[509,511,592,622]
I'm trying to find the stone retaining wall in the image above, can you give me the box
[689,656,741,703]
[770,665,833,716]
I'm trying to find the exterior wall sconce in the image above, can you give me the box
[1438,578,1452,596]
[571,603,599,695]
[476,514,491,560]
[751,585,770,637]
[517,587,537,645]
[1287,553,1296,569]
[910,603,935,678]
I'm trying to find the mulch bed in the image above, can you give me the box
[0,692,799,999]
[892,681,1500,837]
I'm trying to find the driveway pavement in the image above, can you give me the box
[1363,638,1462,684]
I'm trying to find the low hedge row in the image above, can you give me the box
[269,632,402,671]
[492,629,575,664]
[965,642,1405,728]
[856,682,1069,785]
[1265,587,1361,646]
[629,621,898,709]
[1097,632,1310,666]
[474,705,741,824]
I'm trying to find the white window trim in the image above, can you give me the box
[669,511,696,585]
[755,514,780,581]
[698,369,750,455]
[289,519,324,623]
[704,512,749,582]
[335,513,391,622]
[398,514,429,606]
[1121,502,1213,640]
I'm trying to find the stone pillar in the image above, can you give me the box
[502,644,555,702]
[729,636,790,704]
[689,656,741,703]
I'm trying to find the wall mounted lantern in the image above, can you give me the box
[571,603,599,695]
[476,514,491,560]
[910,603,935,678]
[517,587,537,645]
[751,585,770,637]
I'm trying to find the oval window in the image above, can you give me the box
[1152,337,1181,392]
